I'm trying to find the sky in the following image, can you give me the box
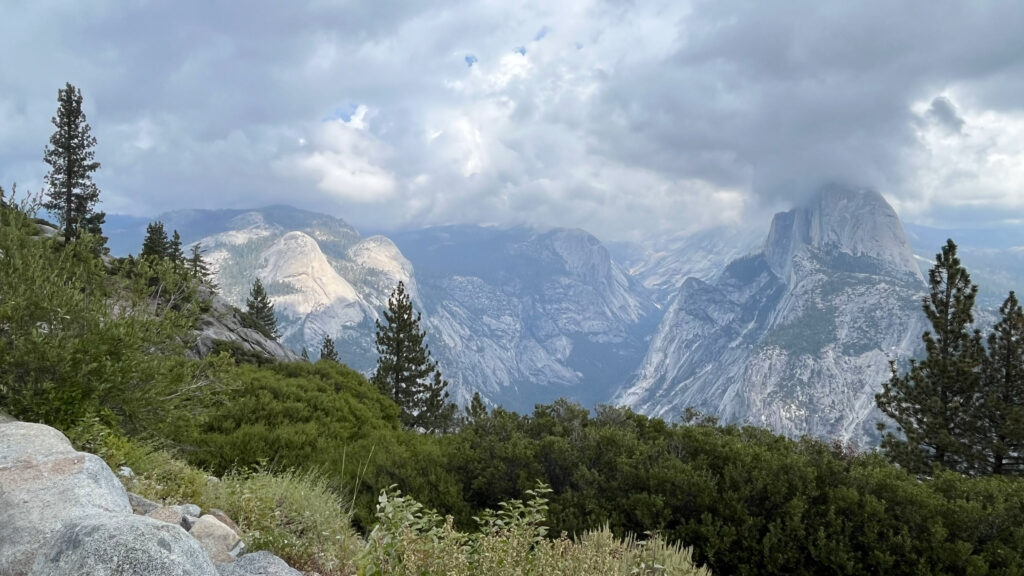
[2,0,1024,242]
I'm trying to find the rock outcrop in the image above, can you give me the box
[0,419,299,576]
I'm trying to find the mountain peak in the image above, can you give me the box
[764,185,920,281]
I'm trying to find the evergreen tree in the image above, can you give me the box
[301,347,310,362]
[466,391,489,423]
[320,335,339,363]
[140,221,170,259]
[169,230,185,266]
[187,243,213,284]
[372,281,455,432]
[245,278,278,339]
[979,291,1024,475]
[877,239,985,474]
[42,83,102,245]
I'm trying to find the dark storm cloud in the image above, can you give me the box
[2,0,1024,239]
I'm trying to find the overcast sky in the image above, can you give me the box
[2,1,1024,241]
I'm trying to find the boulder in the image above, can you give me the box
[28,515,219,576]
[0,422,131,576]
[128,492,161,515]
[215,551,302,576]
[190,514,242,563]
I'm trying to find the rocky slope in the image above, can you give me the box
[391,226,657,410]
[615,186,928,445]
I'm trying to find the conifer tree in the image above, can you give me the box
[372,281,455,432]
[301,347,310,362]
[465,391,488,423]
[169,230,185,266]
[187,243,213,284]
[245,278,278,339]
[140,221,170,259]
[979,291,1024,475]
[42,83,103,245]
[877,239,985,474]
[319,335,338,363]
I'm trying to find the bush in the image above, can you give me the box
[360,485,709,576]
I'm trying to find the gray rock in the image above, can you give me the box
[28,515,219,576]
[128,492,161,515]
[147,506,187,529]
[208,508,241,535]
[179,503,202,518]
[216,551,301,576]
[117,465,135,478]
[0,410,16,424]
[0,422,131,576]
[183,515,200,530]
[190,514,242,564]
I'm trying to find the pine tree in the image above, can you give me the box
[187,243,213,284]
[169,230,185,266]
[465,391,488,423]
[245,278,278,339]
[979,292,1024,475]
[140,221,170,259]
[877,239,985,474]
[42,83,102,245]
[372,281,455,432]
[319,335,338,363]
[301,347,310,362]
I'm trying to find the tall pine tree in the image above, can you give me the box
[42,83,103,245]
[372,281,454,432]
[245,278,278,340]
[979,291,1024,475]
[877,239,985,474]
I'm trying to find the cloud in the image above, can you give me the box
[925,96,966,133]
[2,1,1024,240]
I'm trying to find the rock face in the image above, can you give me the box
[0,422,132,576]
[28,515,218,576]
[193,286,303,363]
[392,226,656,409]
[615,186,927,445]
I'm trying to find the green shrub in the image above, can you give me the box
[360,485,709,576]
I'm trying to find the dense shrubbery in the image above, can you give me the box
[0,205,226,437]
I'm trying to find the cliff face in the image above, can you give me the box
[615,186,927,445]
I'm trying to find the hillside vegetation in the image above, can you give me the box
[3,196,1024,575]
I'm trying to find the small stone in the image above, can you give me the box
[208,508,241,535]
[148,505,186,528]
[190,515,241,564]
[180,503,202,518]
[215,551,301,576]
[118,465,135,478]
[128,492,161,515]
